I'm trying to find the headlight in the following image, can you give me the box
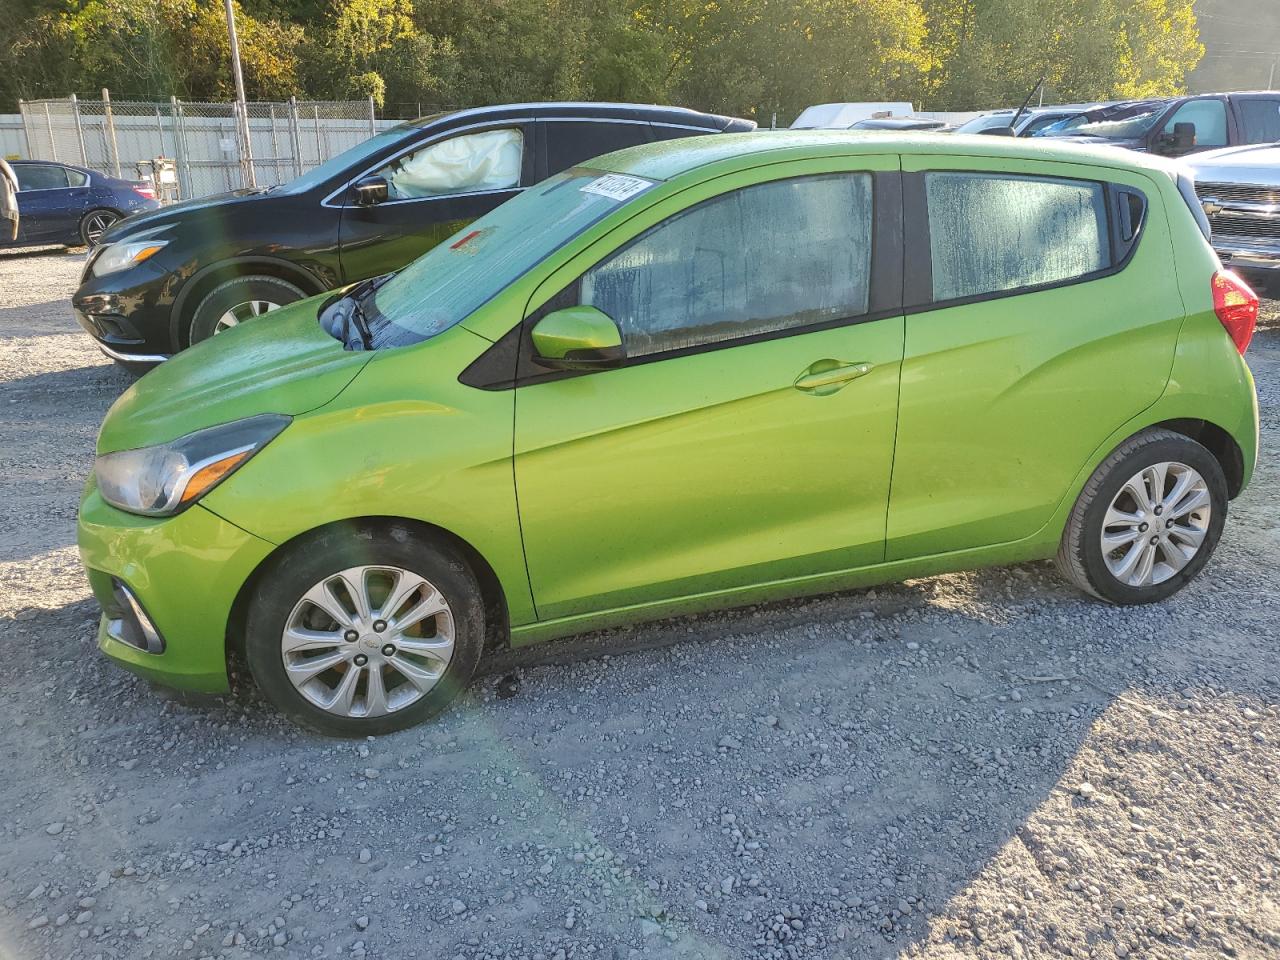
[95,415,290,517]
[92,232,169,277]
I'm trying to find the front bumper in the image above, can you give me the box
[73,255,179,362]
[78,483,276,693]
[1215,241,1280,273]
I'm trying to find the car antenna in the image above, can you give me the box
[1008,77,1045,134]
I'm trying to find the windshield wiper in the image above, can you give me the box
[343,273,395,351]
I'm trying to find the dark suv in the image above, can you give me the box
[73,102,753,369]
[1038,92,1280,157]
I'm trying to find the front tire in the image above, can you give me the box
[1056,428,1227,604]
[188,275,305,346]
[244,523,485,736]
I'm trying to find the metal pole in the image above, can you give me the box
[313,105,323,161]
[43,102,57,161]
[18,100,32,159]
[368,95,377,137]
[70,94,89,166]
[1270,61,1277,90]
[287,96,303,177]
[222,0,256,187]
[170,97,188,199]
[102,88,121,178]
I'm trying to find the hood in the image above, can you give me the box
[1187,143,1280,187]
[98,295,371,454]
[99,187,277,243]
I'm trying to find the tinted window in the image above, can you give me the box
[1238,98,1280,144]
[380,128,523,199]
[545,121,655,174]
[926,173,1109,301]
[1164,99,1228,148]
[582,174,873,358]
[15,164,69,190]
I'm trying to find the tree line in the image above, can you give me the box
[0,0,1204,121]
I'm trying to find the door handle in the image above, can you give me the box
[794,360,874,394]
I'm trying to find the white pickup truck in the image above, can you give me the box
[1188,142,1280,295]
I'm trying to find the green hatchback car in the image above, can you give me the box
[78,132,1260,735]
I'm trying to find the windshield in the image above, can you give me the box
[275,121,428,194]
[1048,107,1165,140]
[364,169,657,349]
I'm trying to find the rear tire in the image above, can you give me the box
[188,275,305,346]
[80,208,120,246]
[244,522,485,737]
[1056,428,1227,604]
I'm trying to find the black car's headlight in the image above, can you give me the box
[91,227,170,278]
[95,415,290,517]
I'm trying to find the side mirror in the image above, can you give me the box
[1159,121,1196,154]
[531,306,625,371]
[353,175,389,206]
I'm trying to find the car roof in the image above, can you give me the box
[405,102,755,133]
[591,130,1182,182]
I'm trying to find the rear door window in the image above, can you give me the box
[581,173,874,357]
[925,172,1110,301]
[1237,98,1280,144]
[15,164,70,191]
[543,121,655,175]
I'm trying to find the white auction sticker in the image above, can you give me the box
[580,173,653,202]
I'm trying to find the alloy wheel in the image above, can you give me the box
[83,211,118,245]
[214,299,282,335]
[280,565,455,718]
[1100,461,1211,588]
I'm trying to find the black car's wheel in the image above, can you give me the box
[244,521,486,737]
[188,275,306,346]
[80,209,120,246]
[1056,428,1227,605]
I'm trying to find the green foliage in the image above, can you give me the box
[1,0,1207,118]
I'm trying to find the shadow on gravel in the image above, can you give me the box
[0,358,130,395]
[0,300,84,329]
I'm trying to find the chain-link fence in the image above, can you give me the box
[19,92,382,200]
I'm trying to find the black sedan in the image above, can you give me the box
[2,161,157,248]
[74,102,754,370]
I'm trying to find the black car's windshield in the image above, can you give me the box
[361,169,657,349]
[1046,106,1166,140]
[275,117,444,194]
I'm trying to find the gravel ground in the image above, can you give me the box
[1,248,1279,960]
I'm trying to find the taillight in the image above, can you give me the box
[133,184,156,200]
[1211,269,1259,354]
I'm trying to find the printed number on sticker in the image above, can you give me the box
[580,174,652,202]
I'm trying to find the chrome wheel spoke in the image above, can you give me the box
[393,635,454,657]
[387,653,445,692]
[379,569,428,622]
[325,664,362,714]
[1169,487,1210,520]
[282,626,345,654]
[392,591,448,631]
[285,649,349,683]
[1159,539,1192,574]
[1102,527,1142,549]
[1168,523,1206,549]
[302,580,358,631]
[363,666,389,717]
